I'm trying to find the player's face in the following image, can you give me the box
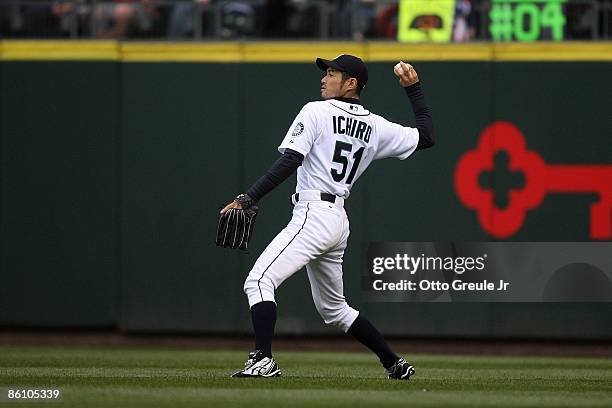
[320,68,350,99]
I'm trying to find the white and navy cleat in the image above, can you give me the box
[231,350,281,378]
[386,358,415,380]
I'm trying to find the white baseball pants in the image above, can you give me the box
[243,191,359,332]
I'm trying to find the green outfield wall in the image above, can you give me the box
[1,42,611,339]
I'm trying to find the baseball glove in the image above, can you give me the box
[216,194,258,250]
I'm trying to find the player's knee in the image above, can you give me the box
[244,272,275,304]
[320,308,345,327]
[316,302,358,332]
[243,274,261,296]
[243,276,255,297]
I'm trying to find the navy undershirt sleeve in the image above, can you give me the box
[403,82,434,150]
[246,149,304,202]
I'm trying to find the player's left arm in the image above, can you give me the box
[394,62,434,150]
[220,103,318,214]
[219,149,303,214]
[247,150,304,203]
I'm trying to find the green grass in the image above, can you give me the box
[1,346,611,407]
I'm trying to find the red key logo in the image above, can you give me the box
[455,121,612,239]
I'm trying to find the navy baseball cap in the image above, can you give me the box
[316,54,368,90]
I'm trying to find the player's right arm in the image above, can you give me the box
[373,63,434,162]
[394,62,434,151]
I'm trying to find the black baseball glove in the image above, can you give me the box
[216,194,258,250]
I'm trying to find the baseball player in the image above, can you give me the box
[221,55,434,379]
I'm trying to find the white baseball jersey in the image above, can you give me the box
[278,99,420,198]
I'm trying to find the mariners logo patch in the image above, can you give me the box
[292,122,304,137]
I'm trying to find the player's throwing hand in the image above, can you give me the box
[394,61,419,87]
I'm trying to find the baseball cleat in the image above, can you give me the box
[231,350,281,378]
[386,358,415,380]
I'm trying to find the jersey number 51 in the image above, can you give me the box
[331,141,365,184]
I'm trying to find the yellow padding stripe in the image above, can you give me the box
[1,41,611,62]
[0,40,119,61]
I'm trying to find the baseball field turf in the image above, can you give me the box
[1,345,611,407]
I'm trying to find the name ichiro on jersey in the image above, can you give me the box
[332,115,372,143]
